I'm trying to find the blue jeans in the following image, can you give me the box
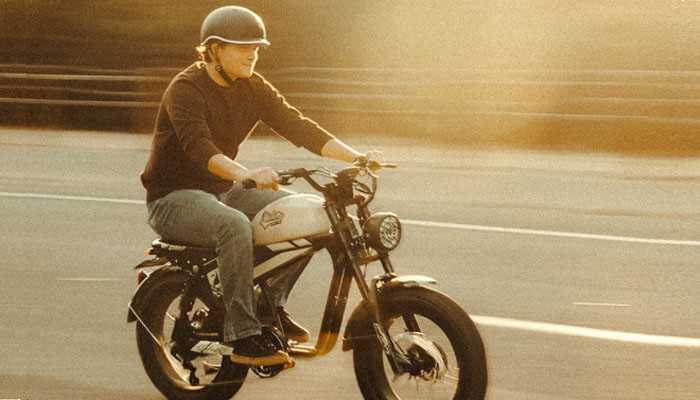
[146,184,304,342]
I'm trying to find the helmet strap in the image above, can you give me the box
[210,45,237,87]
[214,64,237,87]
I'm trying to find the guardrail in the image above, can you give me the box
[1,64,699,155]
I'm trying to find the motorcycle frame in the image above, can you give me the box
[233,171,399,357]
[129,167,412,368]
[284,190,395,357]
[308,178,419,374]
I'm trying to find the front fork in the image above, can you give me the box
[361,271,419,375]
[343,247,417,374]
[328,198,418,375]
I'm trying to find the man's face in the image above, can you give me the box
[214,43,260,79]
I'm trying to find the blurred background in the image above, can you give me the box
[3,3,700,399]
[1,0,700,155]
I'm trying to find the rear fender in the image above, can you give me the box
[341,274,437,351]
[126,265,186,323]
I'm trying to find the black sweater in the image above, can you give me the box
[141,62,334,202]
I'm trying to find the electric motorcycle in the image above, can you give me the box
[127,159,487,399]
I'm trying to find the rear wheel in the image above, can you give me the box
[352,287,487,400]
[135,272,248,400]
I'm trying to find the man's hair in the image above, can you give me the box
[195,43,215,62]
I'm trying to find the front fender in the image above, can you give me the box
[126,265,185,323]
[341,274,437,351]
[382,274,437,289]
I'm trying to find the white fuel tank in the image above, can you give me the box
[252,194,331,245]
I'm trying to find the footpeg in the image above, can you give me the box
[190,340,233,356]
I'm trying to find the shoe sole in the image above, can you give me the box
[229,350,293,367]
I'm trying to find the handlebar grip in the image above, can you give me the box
[241,179,257,189]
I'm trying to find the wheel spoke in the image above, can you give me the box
[165,312,177,321]
[443,371,459,383]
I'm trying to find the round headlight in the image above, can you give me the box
[365,212,402,252]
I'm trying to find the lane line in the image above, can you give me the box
[472,315,700,348]
[50,276,700,347]
[51,276,700,347]
[8,191,695,347]
[573,302,631,307]
[403,218,700,247]
[0,191,144,204]
[2,191,700,247]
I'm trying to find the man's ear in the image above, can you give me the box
[208,43,220,61]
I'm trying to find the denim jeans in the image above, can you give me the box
[146,184,305,342]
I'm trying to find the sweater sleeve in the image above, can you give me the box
[254,73,335,155]
[164,79,222,169]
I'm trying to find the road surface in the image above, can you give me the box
[1,129,699,399]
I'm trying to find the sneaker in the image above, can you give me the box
[228,334,292,367]
[279,308,310,343]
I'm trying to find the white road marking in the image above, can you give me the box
[4,190,700,347]
[0,191,143,204]
[472,315,700,348]
[2,191,700,247]
[402,218,700,247]
[573,302,631,307]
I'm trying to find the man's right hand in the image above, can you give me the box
[207,154,278,190]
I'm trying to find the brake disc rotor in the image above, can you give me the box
[394,332,448,381]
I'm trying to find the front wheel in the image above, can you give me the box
[352,287,487,400]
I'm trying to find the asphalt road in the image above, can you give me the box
[1,129,699,400]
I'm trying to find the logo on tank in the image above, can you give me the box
[260,210,284,230]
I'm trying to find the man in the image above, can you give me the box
[141,5,378,366]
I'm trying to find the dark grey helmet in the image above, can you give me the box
[200,6,270,46]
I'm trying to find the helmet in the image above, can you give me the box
[200,6,270,46]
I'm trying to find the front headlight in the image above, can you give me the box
[364,212,402,252]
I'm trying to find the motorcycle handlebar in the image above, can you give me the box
[241,163,396,190]
[240,171,302,190]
